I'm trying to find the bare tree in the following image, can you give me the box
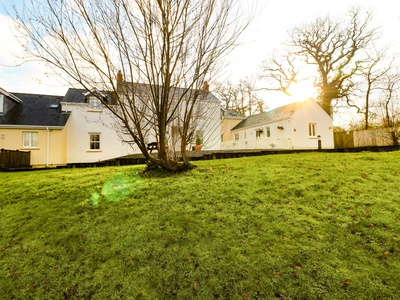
[214,77,266,116]
[11,0,254,172]
[378,70,400,145]
[345,48,393,129]
[213,81,239,111]
[260,51,300,96]
[262,7,378,116]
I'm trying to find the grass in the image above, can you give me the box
[1,151,400,299]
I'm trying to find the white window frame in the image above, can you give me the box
[0,94,4,113]
[88,96,102,110]
[234,133,239,141]
[256,129,263,139]
[89,133,101,150]
[266,127,271,137]
[23,132,39,148]
[309,123,317,137]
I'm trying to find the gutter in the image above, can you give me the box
[0,125,65,130]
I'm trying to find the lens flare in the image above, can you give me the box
[101,173,142,202]
[91,192,100,206]
[287,80,316,100]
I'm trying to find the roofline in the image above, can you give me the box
[223,116,247,120]
[60,101,116,107]
[119,81,221,103]
[231,116,291,132]
[83,89,107,98]
[0,125,66,130]
[0,87,23,104]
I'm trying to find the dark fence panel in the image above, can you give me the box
[0,149,31,169]
[334,131,354,149]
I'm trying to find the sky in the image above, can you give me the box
[1,0,400,112]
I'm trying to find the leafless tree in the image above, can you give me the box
[260,51,300,96]
[345,48,393,129]
[378,70,400,145]
[11,0,254,172]
[261,7,378,116]
[214,77,266,116]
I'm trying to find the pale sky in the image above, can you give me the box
[1,0,400,112]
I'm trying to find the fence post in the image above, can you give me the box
[318,135,322,151]
[0,149,3,168]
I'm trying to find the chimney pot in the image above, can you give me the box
[117,70,123,83]
[203,81,210,92]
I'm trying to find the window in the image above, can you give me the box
[234,133,239,141]
[0,94,4,113]
[89,133,101,150]
[23,132,38,148]
[266,127,271,137]
[309,123,317,137]
[88,97,101,110]
[221,134,224,143]
[256,129,263,139]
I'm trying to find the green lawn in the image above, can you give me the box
[1,152,399,299]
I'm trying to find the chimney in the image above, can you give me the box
[203,81,210,92]
[117,70,124,83]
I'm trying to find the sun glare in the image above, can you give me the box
[287,80,316,101]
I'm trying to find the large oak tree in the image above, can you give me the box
[262,7,378,116]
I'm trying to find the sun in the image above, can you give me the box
[287,79,317,100]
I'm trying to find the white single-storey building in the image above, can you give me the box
[222,98,334,150]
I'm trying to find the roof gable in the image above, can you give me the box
[232,99,311,131]
[0,87,23,104]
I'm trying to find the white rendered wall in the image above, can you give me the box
[62,103,135,163]
[62,99,221,164]
[290,100,334,149]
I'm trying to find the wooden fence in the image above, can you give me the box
[334,129,398,149]
[0,149,31,170]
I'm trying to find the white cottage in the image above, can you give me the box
[60,88,135,164]
[61,83,221,164]
[222,98,334,150]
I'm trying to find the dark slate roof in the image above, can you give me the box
[232,100,308,131]
[63,83,220,105]
[62,88,87,103]
[62,88,116,104]
[0,93,70,127]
